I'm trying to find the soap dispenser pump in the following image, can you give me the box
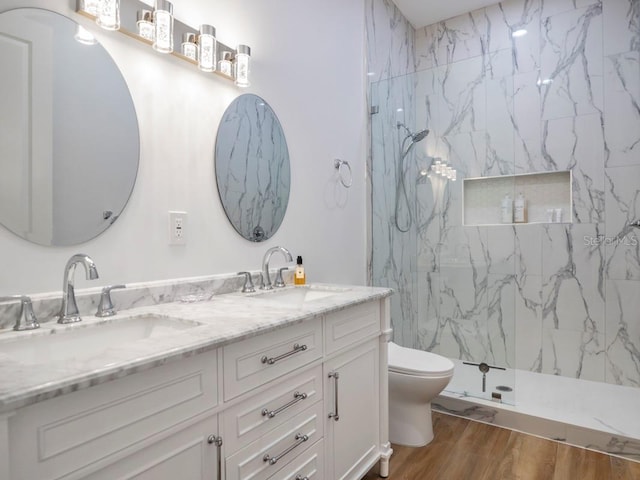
[294,256,306,285]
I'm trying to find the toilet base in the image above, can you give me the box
[389,400,434,447]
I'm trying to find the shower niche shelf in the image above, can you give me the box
[463,171,572,226]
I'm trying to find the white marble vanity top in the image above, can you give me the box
[0,283,392,413]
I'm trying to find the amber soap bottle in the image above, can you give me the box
[294,256,306,285]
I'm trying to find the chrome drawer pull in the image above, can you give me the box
[261,343,307,365]
[263,433,309,466]
[328,371,340,421]
[207,434,223,479]
[262,391,308,418]
[295,476,309,480]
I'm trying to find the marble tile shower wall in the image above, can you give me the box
[366,0,420,345]
[409,0,640,388]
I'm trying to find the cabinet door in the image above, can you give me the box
[88,415,221,480]
[324,339,380,480]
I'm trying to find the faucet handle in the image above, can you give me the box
[96,284,126,317]
[0,295,40,331]
[274,267,288,288]
[237,272,255,293]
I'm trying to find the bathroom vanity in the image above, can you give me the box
[0,283,392,480]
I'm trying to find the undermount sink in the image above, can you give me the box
[250,286,351,307]
[0,315,202,365]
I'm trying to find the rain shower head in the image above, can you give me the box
[397,122,429,144]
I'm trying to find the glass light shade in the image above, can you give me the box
[96,0,120,31]
[137,9,154,41]
[182,32,198,61]
[234,44,251,87]
[74,25,97,45]
[198,24,216,72]
[451,170,457,181]
[153,0,173,53]
[434,160,442,174]
[218,51,233,76]
[82,0,99,16]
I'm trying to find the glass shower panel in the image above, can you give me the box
[371,66,517,405]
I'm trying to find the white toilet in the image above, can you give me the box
[388,341,454,447]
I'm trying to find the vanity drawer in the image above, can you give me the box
[325,301,380,355]
[223,318,322,400]
[9,350,218,480]
[267,438,324,480]
[224,364,323,454]
[225,401,324,480]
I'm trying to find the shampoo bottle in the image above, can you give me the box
[501,193,513,224]
[514,192,527,223]
[294,256,306,285]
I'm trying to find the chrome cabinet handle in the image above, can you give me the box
[261,343,307,365]
[328,371,340,421]
[263,433,309,466]
[262,391,308,418]
[207,434,223,479]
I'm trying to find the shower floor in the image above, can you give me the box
[434,359,640,461]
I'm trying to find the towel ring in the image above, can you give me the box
[334,159,353,188]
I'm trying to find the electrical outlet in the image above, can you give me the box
[169,211,187,245]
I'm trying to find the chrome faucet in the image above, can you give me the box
[57,254,99,324]
[261,246,293,290]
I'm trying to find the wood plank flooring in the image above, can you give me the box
[363,412,640,479]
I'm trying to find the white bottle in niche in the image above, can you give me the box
[501,193,513,224]
[514,192,527,223]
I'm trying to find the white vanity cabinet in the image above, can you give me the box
[1,294,391,480]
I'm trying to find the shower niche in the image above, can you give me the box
[463,171,572,226]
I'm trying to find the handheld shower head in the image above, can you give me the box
[411,129,429,143]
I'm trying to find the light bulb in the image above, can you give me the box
[218,51,233,76]
[82,0,99,16]
[198,24,217,72]
[234,45,251,87]
[153,0,173,54]
[182,32,198,61]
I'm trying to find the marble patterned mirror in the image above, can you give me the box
[0,8,139,246]
[215,94,290,242]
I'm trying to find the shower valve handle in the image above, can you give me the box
[463,361,507,393]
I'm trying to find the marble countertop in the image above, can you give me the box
[0,283,392,413]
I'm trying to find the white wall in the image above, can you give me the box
[0,0,368,296]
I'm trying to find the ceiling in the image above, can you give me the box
[392,0,500,28]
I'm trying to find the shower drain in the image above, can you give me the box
[495,385,513,392]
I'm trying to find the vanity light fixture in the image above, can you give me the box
[152,0,173,53]
[77,0,252,86]
[430,158,456,181]
[198,24,217,72]
[136,9,154,41]
[181,32,198,61]
[218,51,233,76]
[234,44,251,87]
[96,0,120,31]
[74,24,97,45]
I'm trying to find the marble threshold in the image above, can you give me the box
[434,358,640,462]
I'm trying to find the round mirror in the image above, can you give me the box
[0,8,139,246]
[215,94,290,242]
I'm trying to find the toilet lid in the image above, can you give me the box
[388,342,454,376]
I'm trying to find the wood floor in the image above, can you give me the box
[363,412,640,480]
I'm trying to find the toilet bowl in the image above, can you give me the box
[388,342,454,447]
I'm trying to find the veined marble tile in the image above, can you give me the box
[604,165,640,280]
[415,24,440,71]
[441,132,487,181]
[437,57,487,135]
[515,274,543,371]
[487,226,516,275]
[605,280,640,387]
[604,52,640,168]
[417,271,441,351]
[416,180,441,272]
[542,114,605,223]
[541,223,605,333]
[434,10,488,66]
[365,0,415,82]
[540,3,604,120]
[515,224,543,276]
[487,273,516,367]
[602,0,640,56]
[542,327,606,381]
[513,71,544,173]
[486,74,516,176]
[484,0,542,74]
[541,0,602,20]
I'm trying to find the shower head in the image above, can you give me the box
[411,129,429,143]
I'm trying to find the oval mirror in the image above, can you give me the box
[0,8,139,246]
[215,94,290,242]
